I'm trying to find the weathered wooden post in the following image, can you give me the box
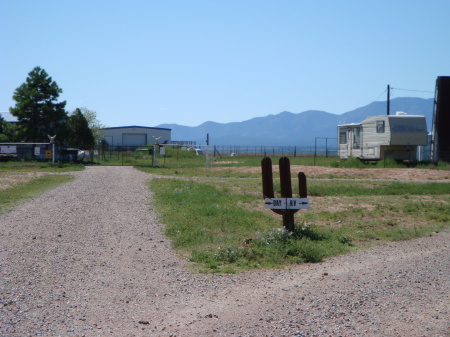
[298,172,307,198]
[261,157,282,215]
[262,157,309,231]
[279,157,295,231]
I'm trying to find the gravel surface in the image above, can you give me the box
[1,166,449,336]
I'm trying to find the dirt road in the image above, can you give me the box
[1,166,449,336]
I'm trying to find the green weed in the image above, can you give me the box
[149,173,450,273]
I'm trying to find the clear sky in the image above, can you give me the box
[1,0,448,127]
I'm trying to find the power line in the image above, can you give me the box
[373,88,388,102]
[391,87,434,94]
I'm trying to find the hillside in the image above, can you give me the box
[157,97,434,146]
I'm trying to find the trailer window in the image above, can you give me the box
[339,131,347,144]
[376,120,385,133]
[353,127,361,149]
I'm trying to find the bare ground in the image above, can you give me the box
[210,165,450,182]
[1,166,449,336]
[0,172,50,190]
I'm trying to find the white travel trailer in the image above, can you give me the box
[337,112,428,161]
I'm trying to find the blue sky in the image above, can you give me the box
[1,0,448,127]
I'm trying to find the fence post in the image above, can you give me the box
[314,138,317,166]
[153,144,158,167]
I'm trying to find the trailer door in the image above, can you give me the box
[338,127,349,158]
[349,126,362,158]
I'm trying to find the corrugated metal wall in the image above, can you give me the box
[101,126,171,146]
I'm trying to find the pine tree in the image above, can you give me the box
[10,67,68,142]
[76,107,106,141]
[67,108,95,146]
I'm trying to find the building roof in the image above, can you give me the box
[101,125,171,131]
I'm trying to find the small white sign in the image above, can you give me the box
[264,198,309,210]
[34,147,41,156]
[0,145,17,154]
[160,147,166,156]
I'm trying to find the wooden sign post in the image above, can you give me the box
[261,157,309,232]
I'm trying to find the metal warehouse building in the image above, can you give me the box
[100,126,171,147]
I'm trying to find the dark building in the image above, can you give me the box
[431,76,450,162]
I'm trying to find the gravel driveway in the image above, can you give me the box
[1,166,449,336]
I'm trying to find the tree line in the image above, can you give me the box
[0,66,104,146]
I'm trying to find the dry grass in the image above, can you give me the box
[208,165,450,181]
[0,172,49,190]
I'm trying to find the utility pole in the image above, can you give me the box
[205,133,210,168]
[387,84,390,115]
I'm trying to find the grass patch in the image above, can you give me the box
[0,161,84,172]
[149,175,450,273]
[303,195,449,244]
[308,180,450,196]
[150,179,350,272]
[150,179,270,250]
[0,174,75,214]
[0,161,82,214]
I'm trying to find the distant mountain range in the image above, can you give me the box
[1,97,434,147]
[157,97,434,147]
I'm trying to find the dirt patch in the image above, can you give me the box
[314,196,379,213]
[212,161,240,165]
[0,172,49,190]
[210,165,450,181]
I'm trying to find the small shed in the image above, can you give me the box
[100,126,171,147]
[338,112,428,161]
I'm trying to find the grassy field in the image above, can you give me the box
[0,161,82,214]
[142,156,450,273]
[0,161,85,172]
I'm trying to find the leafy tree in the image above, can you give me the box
[9,66,68,142]
[0,114,19,142]
[0,114,4,135]
[0,122,20,142]
[77,107,106,141]
[67,108,95,146]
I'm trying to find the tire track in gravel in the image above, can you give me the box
[1,166,449,336]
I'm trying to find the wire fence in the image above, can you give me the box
[212,144,337,158]
[3,141,447,166]
[0,141,339,165]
